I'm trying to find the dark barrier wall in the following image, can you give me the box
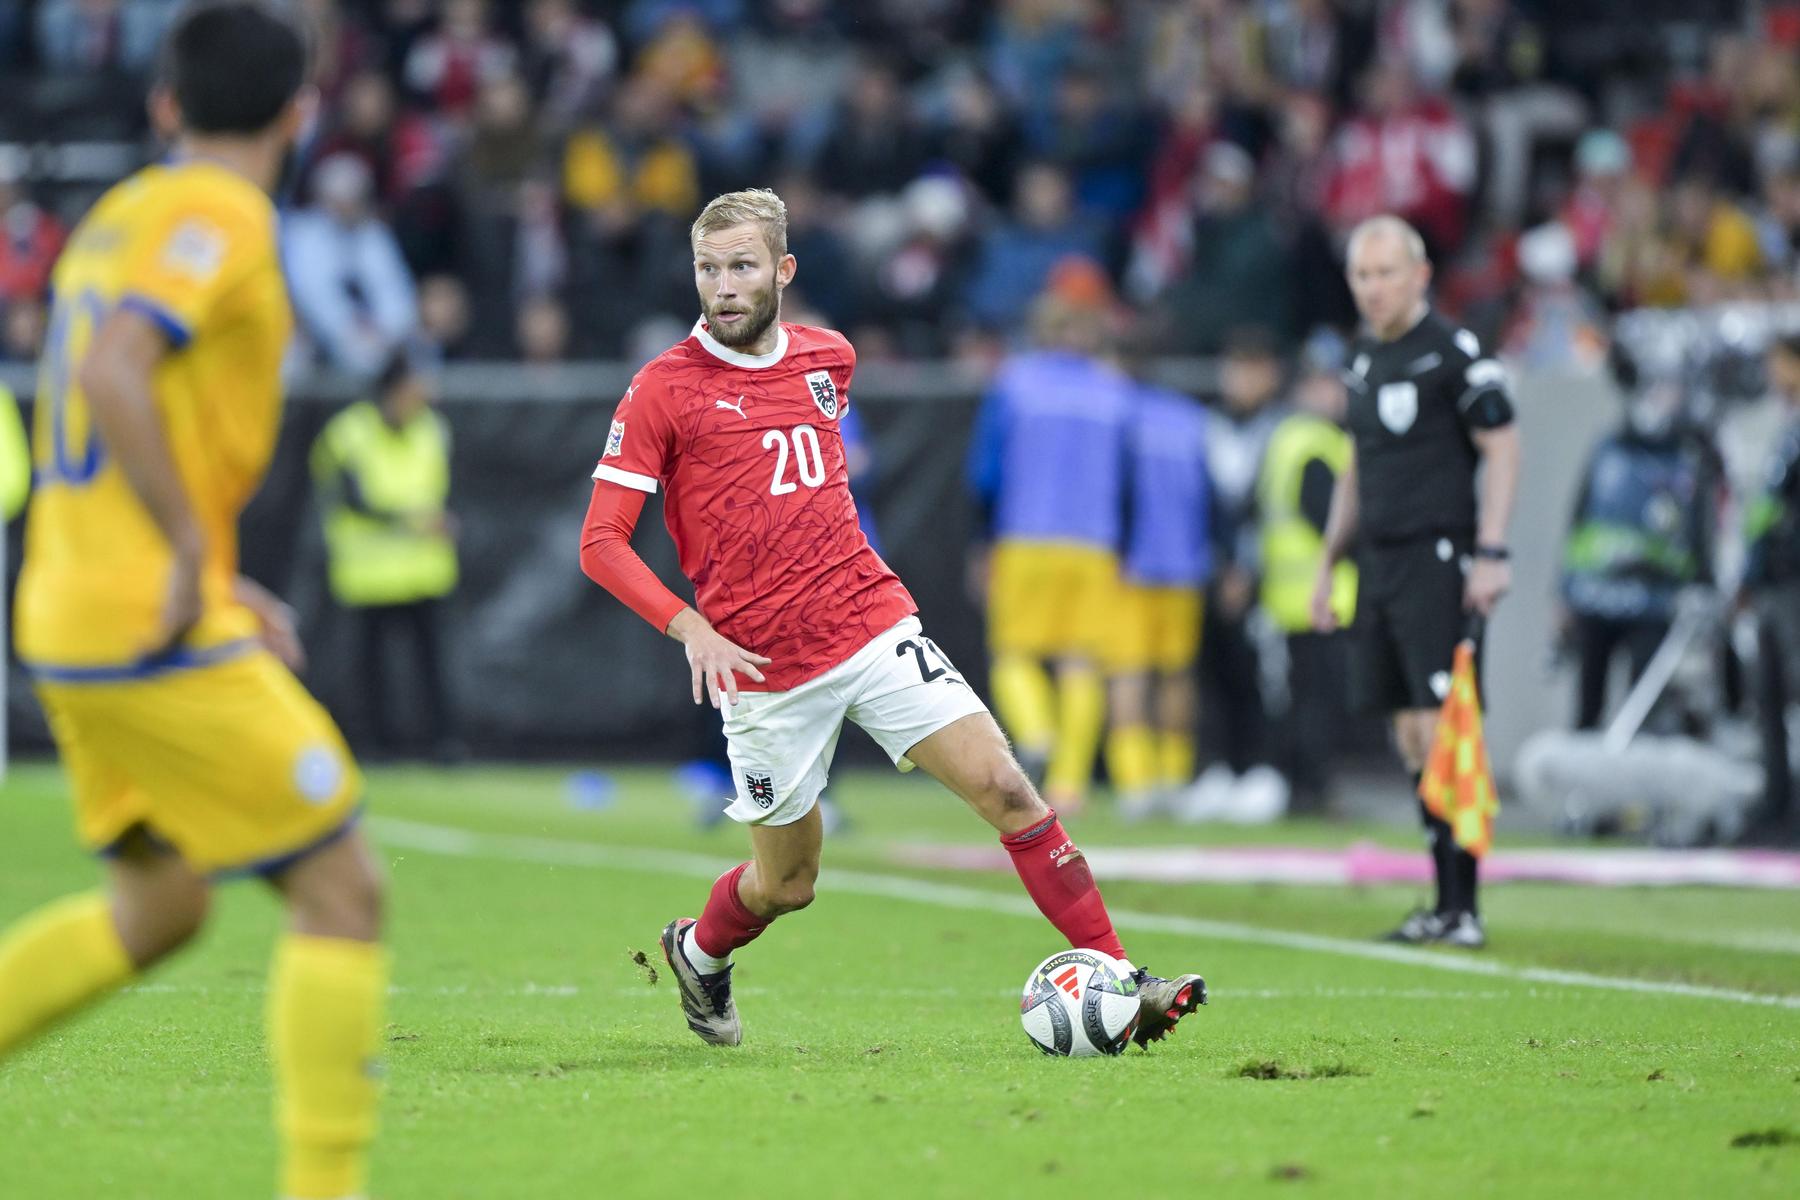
[5,389,988,762]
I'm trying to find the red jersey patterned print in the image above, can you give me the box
[592,321,916,691]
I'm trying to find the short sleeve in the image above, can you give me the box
[1448,328,1515,431]
[116,194,266,349]
[592,370,679,493]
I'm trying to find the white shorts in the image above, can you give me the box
[722,617,990,826]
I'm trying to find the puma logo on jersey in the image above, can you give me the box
[716,396,748,419]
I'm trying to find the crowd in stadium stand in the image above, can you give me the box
[1,0,1798,372]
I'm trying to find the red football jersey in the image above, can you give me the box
[592,320,917,691]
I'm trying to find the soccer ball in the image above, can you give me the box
[1019,949,1139,1056]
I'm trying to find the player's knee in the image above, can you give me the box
[119,878,210,968]
[775,881,816,914]
[283,841,385,941]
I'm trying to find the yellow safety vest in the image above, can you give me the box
[1258,412,1357,634]
[311,401,457,607]
[0,384,28,521]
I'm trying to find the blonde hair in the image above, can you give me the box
[1346,214,1428,265]
[690,189,788,259]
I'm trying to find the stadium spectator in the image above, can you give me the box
[417,273,473,360]
[630,9,728,111]
[403,0,517,121]
[812,56,926,201]
[860,175,976,358]
[1140,0,1274,116]
[986,0,1092,114]
[311,354,462,761]
[775,173,858,332]
[962,162,1104,332]
[1448,0,1586,227]
[1560,129,1633,275]
[926,68,1023,208]
[1501,222,1607,371]
[0,297,46,364]
[562,79,700,230]
[1150,141,1293,355]
[521,0,619,133]
[309,68,444,208]
[1666,173,1766,303]
[516,293,571,364]
[511,178,569,303]
[1755,165,1800,284]
[34,0,172,75]
[1022,62,1153,225]
[1324,60,1476,258]
[283,153,420,376]
[0,169,66,305]
[459,74,549,216]
[1264,0,1366,104]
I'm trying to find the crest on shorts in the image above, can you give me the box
[604,419,625,457]
[745,772,776,809]
[294,744,343,805]
[805,370,838,419]
[1377,381,1418,435]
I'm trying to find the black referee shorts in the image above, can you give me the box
[1349,534,1484,714]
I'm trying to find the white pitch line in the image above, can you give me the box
[371,817,1800,1011]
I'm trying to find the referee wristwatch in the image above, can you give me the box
[1473,544,1510,562]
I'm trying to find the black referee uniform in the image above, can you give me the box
[1344,310,1515,918]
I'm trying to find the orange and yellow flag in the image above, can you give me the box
[1417,639,1499,857]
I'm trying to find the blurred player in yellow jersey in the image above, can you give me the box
[0,7,386,1199]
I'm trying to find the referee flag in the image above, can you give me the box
[1417,637,1498,857]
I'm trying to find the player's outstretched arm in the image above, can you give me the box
[80,308,205,653]
[578,481,770,708]
[1311,444,1358,632]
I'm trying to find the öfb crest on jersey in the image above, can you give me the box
[805,370,838,419]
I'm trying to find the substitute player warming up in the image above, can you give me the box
[579,190,1205,1047]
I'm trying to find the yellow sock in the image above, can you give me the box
[1106,724,1159,799]
[989,654,1056,757]
[269,935,388,1200]
[0,892,134,1055]
[1159,730,1197,789]
[1046,665,1105,801]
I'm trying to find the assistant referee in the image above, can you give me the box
[1311,216,1521,949]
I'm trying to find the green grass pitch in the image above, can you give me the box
[0,760,1796,1198]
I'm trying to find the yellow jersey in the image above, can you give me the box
[15,160,292,672]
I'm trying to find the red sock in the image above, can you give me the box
[1001,814,1128,962]
[692,863,769,959]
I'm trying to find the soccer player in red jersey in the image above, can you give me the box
[579,190,1205,1047]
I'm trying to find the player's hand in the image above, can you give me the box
[151,548,205,660]
[1309,567,1339,633]
[234,575,306,671]
[669,609,771,708]
[1464,559,1511,617]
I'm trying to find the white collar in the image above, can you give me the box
[691,318,789,368]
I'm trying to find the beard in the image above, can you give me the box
[705,281,781,347]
